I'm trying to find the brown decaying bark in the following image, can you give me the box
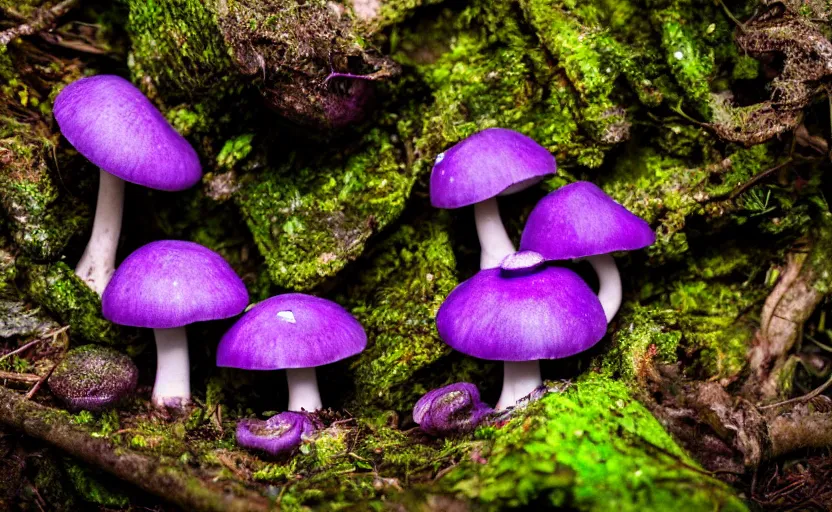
[0,386,273,512]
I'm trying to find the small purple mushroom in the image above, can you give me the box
[430,128,556,269]
[216,294,366,412]
[519,181,655,322]
[48,345,138,411]
[436,255,606,409]
[102,241,249,408]
[236,411,320,456]
[413,382,493,436]
[54,75,201,295]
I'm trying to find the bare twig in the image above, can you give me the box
[759,373,832,410]
[0,371,40,384]
[24,359,59,400]
[0,326,67,363]
[729,159,793,200]
[0,0,81,46]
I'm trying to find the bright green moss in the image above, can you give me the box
[63,460,130,507]
[442,376,747,511]
[18,260,132,345]
[236,113,420,290]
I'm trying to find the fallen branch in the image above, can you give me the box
[0,385,272,512]
[0,371,40,384]
[0,0,80,46]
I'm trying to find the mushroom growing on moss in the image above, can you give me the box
[413,382,493,436]
[519,181,655,322]
[216,293,366,412]
[48,345,138,411]
[102,241,249,408]
[436,254,606,409]
[430,128,557,269]
[53,75,202,296]
[236,411,320,456]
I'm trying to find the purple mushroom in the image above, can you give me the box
[519,181,655,322]
[48,345,138,411]
[216,294,366,412]
[54,75,201,295]
[102,241,249,408]
[236,411,320,456]
[436,254,606,409]
[413,382,493,436]
[430,128,556,269]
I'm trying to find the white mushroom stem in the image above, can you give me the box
[152,327,191,407]
[496,360,542,410]
[586,254,622,323]
[474,197,516,269]
[286,367,322,412]
[75,169,125,296]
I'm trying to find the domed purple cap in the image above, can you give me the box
[54,75,201,191]
[436,266,606,361]
[216,294,367,370]
[413,382,493,436]
[430,128,557,209]
[236,411,320,455]
[519,181,655,260]
[102,241,249,328]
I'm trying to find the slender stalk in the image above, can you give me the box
[474,197,516,269]
[75,170,125,296]
[152,327,191,408]
[587,254,622,323]
[286,367,322,411]
[496,360,542,410]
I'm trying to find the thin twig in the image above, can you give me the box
[0,337,45,363]
[0,371,40,383]
[0,0,80,46]
[759,373,832,410]
[25,360,58,400]
[729,159,793,200]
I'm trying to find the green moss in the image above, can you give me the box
[29,453,78,511]
[18,260,132,345]
[341,212,480,412]
[442,376,746,511]
[126,0,235,99]
[236,110,421,290]
[63,459,130,507]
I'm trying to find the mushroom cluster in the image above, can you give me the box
[427,128,655,413]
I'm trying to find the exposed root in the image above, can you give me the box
[0,0,80,46]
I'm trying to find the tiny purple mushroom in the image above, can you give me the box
[54,75,201,295]
[413,382,493,436]
[216,294,366,412]
[236,411,320,456]
[430,128,556,269]
[48,345,138,411]
[436,256,606,409]
[102,241,249,408]
[519,181,655,322]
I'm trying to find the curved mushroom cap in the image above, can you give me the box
[519,181,655,260]
[54,75,201,191]
[102,241,249,328]
[236,412,320,455]
[48,345,138,412]
[436,266,606,361]
[413,382,493,436]
[430,128,556,209]
[216,293,367,370]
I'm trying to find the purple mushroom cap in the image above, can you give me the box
[102,241,249,328]
[519,181,655,260]
[413,382,493,436]
[216,293,367,370]
[436,266,606,361]
[48,345,138,412]
[54,75,201,191]
[236,411,320,455]
[430,128,557,209]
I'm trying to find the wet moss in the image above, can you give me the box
[62,459,130,507]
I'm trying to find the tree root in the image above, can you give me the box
[0,385,272,512]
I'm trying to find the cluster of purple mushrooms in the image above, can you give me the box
[47,75,653,457]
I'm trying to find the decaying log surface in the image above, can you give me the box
[0,386,272,512]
